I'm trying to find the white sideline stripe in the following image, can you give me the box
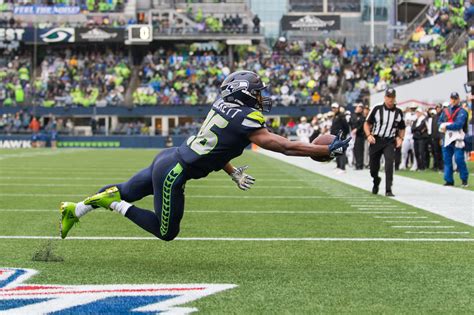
[0,236,472,242]
[0,209,418,215]
[374,216,428,219]
[384,221,441,223]
[392,226,455,229]
[0,193,375,199]
[351,205,398,208]
[405,232,471,234]
[358,209,408,212]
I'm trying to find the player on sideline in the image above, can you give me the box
[59,71,351,241]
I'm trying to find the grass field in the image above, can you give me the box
[396,161,474,191]
[0,148,473,314]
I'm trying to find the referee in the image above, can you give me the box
[363,88,406,196]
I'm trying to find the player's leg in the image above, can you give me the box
[454,147,468,185]
[152,162,186,241]
[409,139,418,171]
[369,144,383,194]
[442,145,454,184]
[400,138,409,169]
[120,149,187,241]
[60,155,156,239]
[414,139,422,170]
[69,163,155,217]
[382,142,395,194]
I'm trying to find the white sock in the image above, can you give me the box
[75,202,94,218]
[111,201,132,216]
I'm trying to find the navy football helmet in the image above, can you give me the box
[220,70,272,112]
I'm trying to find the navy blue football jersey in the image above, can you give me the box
[176,99,266,179]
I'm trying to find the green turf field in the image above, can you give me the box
[396,161,474,191]
[0,149,473,314]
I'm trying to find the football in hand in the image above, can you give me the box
[311,134,336,162]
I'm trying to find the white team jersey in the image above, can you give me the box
[296,123,313,143]
[404,112,417,139]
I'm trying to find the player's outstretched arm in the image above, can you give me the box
[249,128,330,158]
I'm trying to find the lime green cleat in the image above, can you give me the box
[83,186,121,210]
[60,202,79,239]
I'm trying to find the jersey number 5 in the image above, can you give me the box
[187,110,229,155]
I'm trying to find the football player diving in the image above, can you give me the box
[59,71,351,241]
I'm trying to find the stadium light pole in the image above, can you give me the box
[370,0,375,47]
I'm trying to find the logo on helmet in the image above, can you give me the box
[221,80,249,97]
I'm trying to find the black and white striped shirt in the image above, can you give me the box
[366,103,405,138]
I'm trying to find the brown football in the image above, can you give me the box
[311,134,336,162]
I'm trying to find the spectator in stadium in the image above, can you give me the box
[253,14,260,34]
[400,105,418,171]
[29,116,40,134]
[330,102,350,172]
[309,115,321,142]
[430,104,444,171]
[351,103,366,170]
[285,118,296,135]
[412,107,429,171]
[438,92,469,187]
[296,116,312,143]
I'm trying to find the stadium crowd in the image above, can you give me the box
[412,0,471,50]
[0,36,468,108]
[0,0,470,108]
[0,51,31,107]
[34,49,131,107]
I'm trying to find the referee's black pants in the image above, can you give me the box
[369,138,395,193]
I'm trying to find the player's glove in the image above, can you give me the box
[230,165,255,191]
[328,131,352,158]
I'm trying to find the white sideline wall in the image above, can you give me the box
[370,66,468,106]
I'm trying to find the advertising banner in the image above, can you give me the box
[0,28,25,49]
[281,15,341,32]
[13,5,81,15]
[22,28,75,43]
[76,28,124,42]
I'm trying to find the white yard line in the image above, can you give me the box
[0,193,379,199]
[0,176,334,183]
[384,221,441,223]
[0,235,472,242]
[258,149,474,227]
[0,183,322,189]
[392,226,454,229]
[351,205,396,207]
[0,149,85,160]
[405,231,470,234]
[0,208,417,215]
[357,208,407,211]
[374,216,428,219]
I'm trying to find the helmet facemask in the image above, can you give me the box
[253,89,272,112]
